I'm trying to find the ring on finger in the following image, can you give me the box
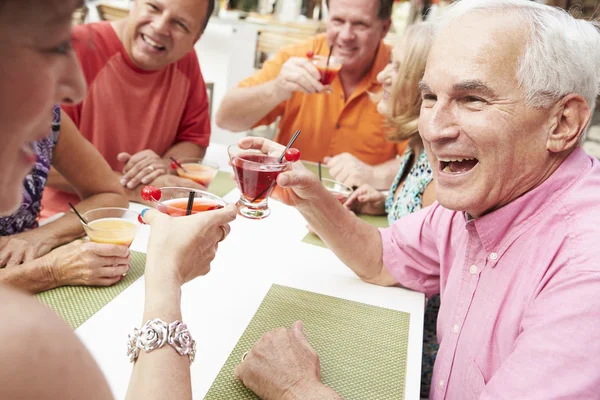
[241,351,249,362]
[218,225,227,243]
[147,165,155,172]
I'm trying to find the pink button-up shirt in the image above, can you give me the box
[380,148,600,399]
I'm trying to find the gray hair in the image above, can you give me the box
[434,0,600,135]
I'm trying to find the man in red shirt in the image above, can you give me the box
[43,0,214,212]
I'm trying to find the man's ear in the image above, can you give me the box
[546,93,591,153]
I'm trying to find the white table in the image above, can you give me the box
[75,143,425,399]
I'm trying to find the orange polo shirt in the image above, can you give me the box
[239,34,406,164]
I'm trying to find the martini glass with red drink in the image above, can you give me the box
[311,55,342,87]
[228,145,296,219]
[141,186,227,217]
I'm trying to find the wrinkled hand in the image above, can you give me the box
[344,184,386,215]
[43,240,130,287]
[142,204,237,287]
[0,231,56,268]
[237,137,324,209]
[275,57,325,100]
[235,321,322,400]
[325,153,374,189]
[118,150,168,189]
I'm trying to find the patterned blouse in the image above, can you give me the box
[384,146,433,225]
[0,106,60,235]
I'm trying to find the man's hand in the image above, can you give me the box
[42,241,130,287]
[0,232,57,268]
[325,153,374,189]
[235,321,338,400]
[344,184,386,215]
[118,150,168,189]
[274,57,326,100]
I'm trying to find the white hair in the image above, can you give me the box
[434,0,600,135]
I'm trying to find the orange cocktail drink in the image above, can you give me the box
[81,208,141,247]
[150,187,227,217]
[171,158,219,187]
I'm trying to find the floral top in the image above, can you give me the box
[0,106,60,235]
[385,146,433,225]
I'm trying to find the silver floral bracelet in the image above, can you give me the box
[127,318,196,364]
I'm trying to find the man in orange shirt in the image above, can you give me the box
[43,0,214,214]
[216,0,404,190]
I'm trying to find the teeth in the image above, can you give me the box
[142,34,165,50]
[438,157,476,163]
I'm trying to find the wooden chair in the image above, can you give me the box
[96,3,130,21]
[254,20,325,68]
[72,6,88,25]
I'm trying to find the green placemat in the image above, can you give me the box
[205,284,410,399]
[209,170,238,198]
[36,251,146,329]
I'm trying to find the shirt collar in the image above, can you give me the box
[469,148,592,266]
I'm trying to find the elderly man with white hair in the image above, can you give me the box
[233,0,600,399]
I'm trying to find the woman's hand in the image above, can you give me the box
[141,204,237,289]
[42,240,130,287]
[344,184,386,215]
[0,231,57,267]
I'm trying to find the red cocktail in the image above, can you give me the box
[228,145,291,219]
[311,55,342,86]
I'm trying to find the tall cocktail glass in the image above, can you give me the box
[228,145,292,219]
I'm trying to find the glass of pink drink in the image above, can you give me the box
[228,145,292,219]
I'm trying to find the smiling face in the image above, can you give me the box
[418,13,562,218]
[123,0,206,71]
[0,0,86,215]
[326,0,391,77]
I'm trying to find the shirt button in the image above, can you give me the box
[453,324,459,334]
[469,265,478,275]
[335,123,341,129]
[489,252,498,260]
[439,379,445,388]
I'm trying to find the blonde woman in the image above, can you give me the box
[344,22,439,397]
[346,22,436,222]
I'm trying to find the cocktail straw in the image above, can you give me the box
[169,157,188,173]
[186,191,195,216]
[68,202,88,225]
[325,44,334,74]
[251,130,302,203]
[318,161,322,181]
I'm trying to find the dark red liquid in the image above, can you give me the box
[233,154,288,203]
[317,65,341,85]
[158,198,223,217]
